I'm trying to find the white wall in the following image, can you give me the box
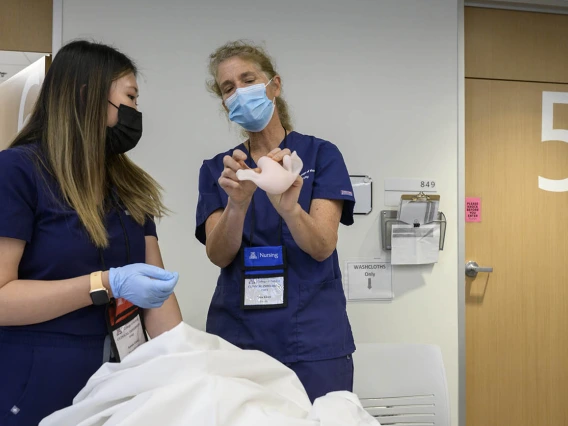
[62,1,461,424]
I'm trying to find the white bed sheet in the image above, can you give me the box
[40,322,378,426]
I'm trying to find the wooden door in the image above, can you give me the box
[465,7,568,426]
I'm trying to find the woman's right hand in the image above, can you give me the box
[107,263,179,309]
[218,149,257,206]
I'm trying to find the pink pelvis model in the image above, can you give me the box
[236,152,304,195]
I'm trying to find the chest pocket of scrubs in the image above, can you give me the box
[241,246,288,310]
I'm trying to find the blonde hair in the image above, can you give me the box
[10,40,167,248]
[206,40,293,131]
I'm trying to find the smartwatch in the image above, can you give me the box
[90,271,110,306]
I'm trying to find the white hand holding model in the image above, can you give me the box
[236,151,303,195]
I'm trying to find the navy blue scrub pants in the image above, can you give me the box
[286,354,354,403]
[0,330,104,426]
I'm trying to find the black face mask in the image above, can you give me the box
[106,101,142,155]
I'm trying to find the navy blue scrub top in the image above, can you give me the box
[0,143,157,337]
[196,131,356,363]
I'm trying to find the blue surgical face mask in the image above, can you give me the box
[225,79,275,132]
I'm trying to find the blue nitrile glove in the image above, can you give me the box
[108,263,179,309]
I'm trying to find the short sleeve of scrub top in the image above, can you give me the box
[195,160,224,245]
[144,216,158,238]
[0,147,37,242]
[312,141,355,226]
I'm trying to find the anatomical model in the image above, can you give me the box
[236,152,303,195]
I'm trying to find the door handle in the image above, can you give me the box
[465,261,493,278]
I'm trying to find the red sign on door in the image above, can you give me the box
[466,198,481,222]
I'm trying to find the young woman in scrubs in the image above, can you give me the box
[196,40,356,402]
[0,40,182,425]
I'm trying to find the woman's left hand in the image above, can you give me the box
[267,176,303,217]
[265,148,303,216]
[266,147,291,163]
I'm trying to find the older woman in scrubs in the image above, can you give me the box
[196,40,356,402]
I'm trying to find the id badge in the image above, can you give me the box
[241,246,288,310]
[105,298,148,362]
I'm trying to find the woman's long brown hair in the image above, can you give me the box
[10,40,167,248]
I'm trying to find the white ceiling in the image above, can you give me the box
[0,51,48,84]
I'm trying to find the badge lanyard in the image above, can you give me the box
[99,191,148,362]
[240,128,289,310]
